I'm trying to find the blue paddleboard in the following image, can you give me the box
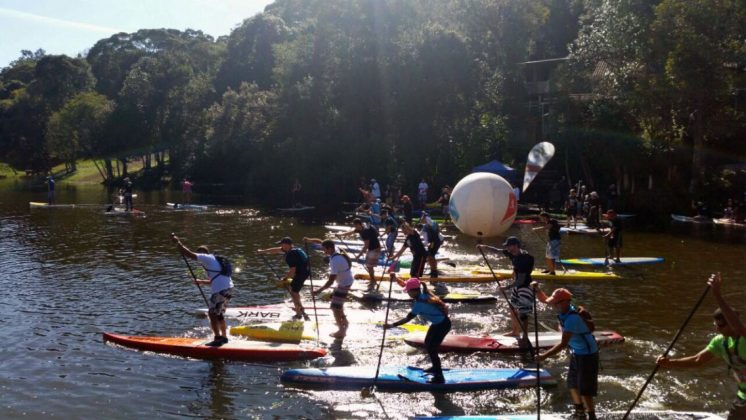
[559,257,664,266]
[280,366,556,392]
[415,413,723,420]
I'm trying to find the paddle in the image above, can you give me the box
[530,224,567,274]
[172,233,210,307]
[622,283,711,419]
[533,289,541,419]
[477,242,535,356]
[259,254,286,288]
[362,268,396,398]
[304,243,321,346]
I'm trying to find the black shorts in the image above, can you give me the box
[290,275,307,293]
[427,243,441,257]
[567,352,599,396]
[608,232,623,248]
[410,254,426,278]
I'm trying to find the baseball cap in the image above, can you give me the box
[502,236,520,247]
[545,288,573,304]
[277,237,293,245]
[403,278,421,292]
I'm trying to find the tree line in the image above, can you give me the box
[1,0,744,213]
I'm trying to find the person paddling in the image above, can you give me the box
[534,212,561,275]
[603,209,622,264]
[392,222,428,279]
[532,283,599,420]
[172,235,234,347]
[121,177,134,211]
[304,238,354,339]
[384,277,451,384]
[656,273,746,420]
[339,218,382,291]
[478,237,535,342]
[47,175,55,205]
[257,237,310,320]
[420,212,447,295]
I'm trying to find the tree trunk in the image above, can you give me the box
[120,158,128,177]
[688,109,705,195]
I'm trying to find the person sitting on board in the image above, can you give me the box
[603,209,622,264]
[478,237,534,342]
[535,212,561,275]
[656,273,746,420]
[338,218,382,292]
[257,237,311,320]
[172,235,234,347]
[384,277,451,384]
[565,189,579,228]
[532,283,599,420]
[304,238,355,339]
[420,212,448,296]
[181,178,193,204]
[47,175,55,205]
[392,222,428,280]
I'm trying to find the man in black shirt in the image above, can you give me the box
[341,218,382,291]
[257,237,310,320]
[535,212,561,275]
[604,210,623,264]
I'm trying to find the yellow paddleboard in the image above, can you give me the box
[354,272,498,283]
[230,321,314,342]
[470,269,619,280]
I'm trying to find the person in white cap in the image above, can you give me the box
[384,276,450,384]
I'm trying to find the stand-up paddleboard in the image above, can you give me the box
[560,226,610,235]
[281,365,556,391]
[671,214,713,224]
[277,205,315,212]
[194,304,334,320]
[104,208,146,217]
[165,202,208,211]
[29,201,78,208]
[230,320,426,342]
[102,332,327,361]
[361,269,619,283]
[513,219,538,225]
[414,412,723,420]
[713,218,746,228]
[560,257,664,266]
[331,289,497,304]
[404,330,625,353]
[469,269,620,281]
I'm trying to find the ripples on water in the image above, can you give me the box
[1,185,744,418]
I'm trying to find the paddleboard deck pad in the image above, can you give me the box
[103,332,326,361]
[404,330,625,353]
[281,365,556,391]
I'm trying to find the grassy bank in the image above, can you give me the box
[0,159,146,185]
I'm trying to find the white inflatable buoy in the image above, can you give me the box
[448,172,517,238]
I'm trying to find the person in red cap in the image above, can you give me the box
[532,282,599,420]
[384,276,451,384]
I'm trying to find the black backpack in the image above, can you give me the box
[213,255,233,277]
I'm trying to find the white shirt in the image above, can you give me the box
[418,182,428,195]
[371,182,381,199]
[197,254,234,293]
[329,254,354,287]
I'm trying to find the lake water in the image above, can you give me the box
[1,180,745,419]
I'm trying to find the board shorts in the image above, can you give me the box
[290,274,308,293]
[208,288,233,319]
[330,285,351,309]
[364,249,382,268]
[427,242,441,257]
[546,239,561,260]
[509,287,534,321]
[567,352,599,396]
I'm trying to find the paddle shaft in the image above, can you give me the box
[622,284,711,419]
[372,267,397,390]
[259,254,284,282]
[333,232,356,256]
[180,254,210,307]
[304,243,321,345]
[477,245,535,356]
[533,290,541,419]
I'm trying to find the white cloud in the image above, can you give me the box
[0,7,124,34]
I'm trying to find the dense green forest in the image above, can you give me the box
[1,0,745,214]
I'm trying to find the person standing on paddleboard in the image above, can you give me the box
[656,273,746,420]
[339,218,382,292]
[535,212,561,275]
[305,238,354,339]
[384,277,451,384]
[400,194,414,224]
[420,212,447,295]
[392,222,428,279]
[478,237,535,343]
[603,209,622,264]
[257,237,311,320]
[532,283,599,420]
[121,177,134,211]
[565,189,579,228]
[181,178,193,204]
[173,235,234,346]
[46,175,55,205]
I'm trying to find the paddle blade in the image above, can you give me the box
[523,142,555,193]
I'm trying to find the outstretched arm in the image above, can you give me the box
[710,273,746,337]
[657,348,715,368]
[171,234,197,260]
[257,246,284,255]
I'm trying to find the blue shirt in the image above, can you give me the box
[410,293,446,325]
[559,306,598,355]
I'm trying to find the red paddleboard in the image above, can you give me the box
[513,219,538,225]
[404,331,625,353]
[103,332,327,361]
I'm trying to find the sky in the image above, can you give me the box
[0,0,274,69]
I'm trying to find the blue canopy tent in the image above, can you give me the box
[472,160,518,184]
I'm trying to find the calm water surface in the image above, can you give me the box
[1,180,744,419]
